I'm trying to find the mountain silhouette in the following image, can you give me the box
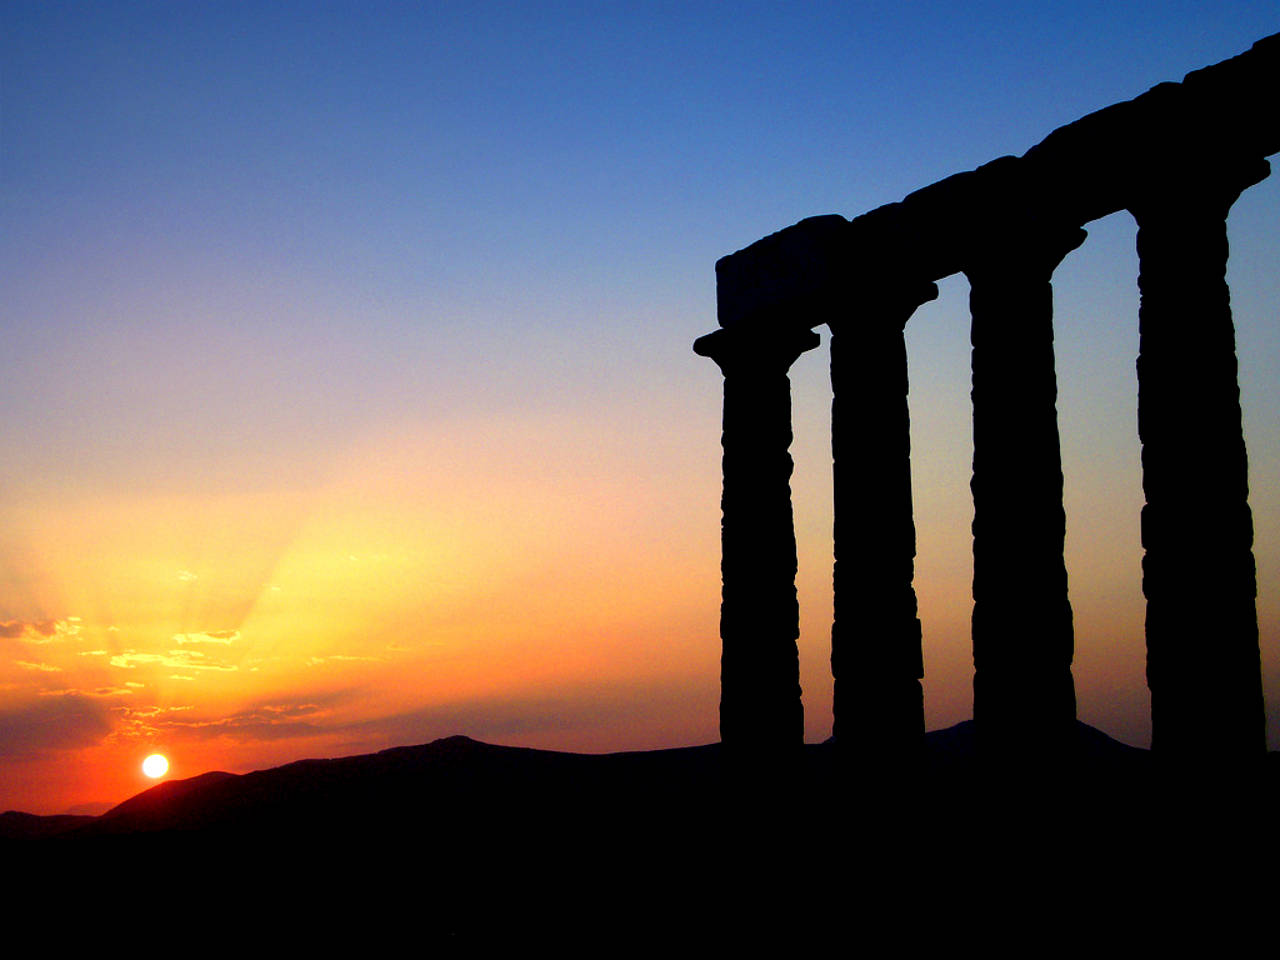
[0,810,96,840]
[3,721,1158,840]
[5,724,1276,945]
[9,721,1274,843]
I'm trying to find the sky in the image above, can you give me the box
[2,1,1278,814]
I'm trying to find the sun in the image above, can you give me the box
[142,754,169,779]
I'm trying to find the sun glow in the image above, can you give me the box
[142,754,169,779]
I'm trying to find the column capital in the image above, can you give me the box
[962,218,1087,283]
[1126,154,1270,224]
[827,279,939,335]
[693,324,821,377]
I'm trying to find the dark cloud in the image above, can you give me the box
[91,686,135,697]
[0,618,78,642]
[145,713,327,742]
[0,619,57,639]
[0,695,113,757]
[127,690,357,743]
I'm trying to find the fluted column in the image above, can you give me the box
[694,324,821,752]
[829,280,938,753]
[1129,156,1270,758]
[964,221,1086,752]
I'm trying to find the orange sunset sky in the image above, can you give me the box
[3,3,1279,814]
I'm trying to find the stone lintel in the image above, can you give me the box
[713,33,1279,329]
[714,215,852,330]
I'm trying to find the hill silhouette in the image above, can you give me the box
[5,720,1161,841]
[10,720,1277,845]
[5,723,1276,945]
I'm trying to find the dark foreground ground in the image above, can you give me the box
[6,721,1276,946]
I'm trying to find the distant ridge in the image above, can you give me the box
[5,722,1277,947]
[0,810,96,841]
[0,720,1224,843]
[5,721,1275,848]
[73,733,727,840]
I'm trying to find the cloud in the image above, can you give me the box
[33,684,137,698]
[259,702,326,718]
[109,650,238,672]
[173,630,239,645]
[14,660,62,673]
[126,705,192,719]
[123,699,331,742]
[176,570,198,582]
[0,618,81,643]
[116,692,356,744]
[0,695,113,757]
[305,654,384,666]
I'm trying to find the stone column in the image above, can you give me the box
[964,221,1086,752]
[829,280,938,753]
[694,324,821,752]
[1129,156,1270,759]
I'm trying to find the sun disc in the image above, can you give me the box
[142,754,169,778]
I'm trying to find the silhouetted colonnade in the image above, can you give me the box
[695,34,1279,759]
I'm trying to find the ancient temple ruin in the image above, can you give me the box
[696,34,1279,759]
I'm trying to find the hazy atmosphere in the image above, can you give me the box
[3,1,1278,813]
